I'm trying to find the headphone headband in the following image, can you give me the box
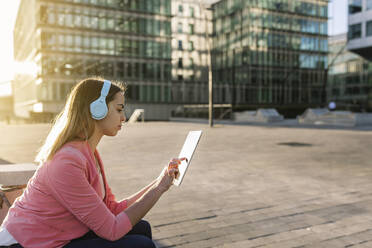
[101,80,111,97]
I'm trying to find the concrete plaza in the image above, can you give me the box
[1,122,372,247]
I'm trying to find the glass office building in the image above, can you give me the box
[328,33,372,111]
[347,0,372,61]
[211,0,329,116]
[13,0,331,121]
[13,0,173,121]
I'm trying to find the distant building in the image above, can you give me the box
[171,0,211,104]
[347,0,372,61]
[13,0,331,121]
[328,33,372,111]
[211,0,329,117]
[13,0,174,121]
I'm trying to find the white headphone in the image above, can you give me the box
[90,80,111,120]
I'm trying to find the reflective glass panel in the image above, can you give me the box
[367,20,372,36]
[349,0,362,14]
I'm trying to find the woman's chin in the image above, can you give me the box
[104,130,119,137]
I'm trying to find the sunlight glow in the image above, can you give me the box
[33,103,43,113]
[0,0,21,82]
[13,61,39,77]
[0,82,12,97]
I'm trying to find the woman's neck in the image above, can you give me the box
[88,127,103,156]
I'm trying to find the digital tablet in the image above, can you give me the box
[173,130,202,186]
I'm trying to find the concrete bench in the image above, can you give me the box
[0,163,38,225]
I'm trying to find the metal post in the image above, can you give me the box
[199,0,213,127]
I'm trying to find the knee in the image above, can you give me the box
[138,220,152,239]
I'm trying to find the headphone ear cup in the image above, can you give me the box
[90,99,108,120]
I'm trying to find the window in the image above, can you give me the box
[65,13,73,27]
[91,37,99,53]
[189,24,194,34]
[74,12,82,27]
[117,62,124,78]
[58,12,65,26]
[178,4,183,15]
[66,35,73,47]
[177,22,182,33]
[74,36,82,52]
[349,0,362,14]
[107,18,115,30]
[40,6,48,23]
[190,7,195,17]
[188,41,194,51]
[178,40,183,50]
[126,63,132,77]
[190,58,194,69]
[83,12,90,28]
[178,58,183,68]
[368,0,372,10]
[367,20,372,36]
[135,63,140,78]
[348,23,362,40]
[98,13,106,30]
[319,5,327,17]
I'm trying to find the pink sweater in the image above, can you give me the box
[2,140,132,248]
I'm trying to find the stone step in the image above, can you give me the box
[0,163,38,186]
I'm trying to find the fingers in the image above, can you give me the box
[168,158,182,171]
[171,157,188,164]
[167,168,179,178]
[169,161,179,167]
[167,157,186,179]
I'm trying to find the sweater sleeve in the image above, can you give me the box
[45,149,132,241]
[105,185,128,215]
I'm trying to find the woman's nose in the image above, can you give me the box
[122,112,126,122]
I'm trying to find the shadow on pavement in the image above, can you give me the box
[0,158,12,165]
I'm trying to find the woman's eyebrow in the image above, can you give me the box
[117,104,125,108]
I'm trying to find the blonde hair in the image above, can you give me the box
[35,77,126,164]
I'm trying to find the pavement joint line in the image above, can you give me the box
[345,240,371,247]
[322,228,372,243]
[237,205,276,214]
[153,214,218,228]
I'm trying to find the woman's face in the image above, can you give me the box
[96,92,126,136]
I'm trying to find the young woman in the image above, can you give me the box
[0,78,183,248]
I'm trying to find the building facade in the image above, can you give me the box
[13,0,174,121]
[347,0,372,61]
[211,0,329,117]
[171,0,212,105]
[328,33,372,111]
[13,0,331,121]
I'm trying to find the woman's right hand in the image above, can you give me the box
[156,158,185,193]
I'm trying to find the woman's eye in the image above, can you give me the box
[117,109,123,113]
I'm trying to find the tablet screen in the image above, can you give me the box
[173,130,202,186]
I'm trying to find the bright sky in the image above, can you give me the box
[0,0,20,96]
[328,0,348,36]
[0,0,348,96]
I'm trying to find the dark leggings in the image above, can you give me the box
[4,220,155,248]
[64,220,155,248]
